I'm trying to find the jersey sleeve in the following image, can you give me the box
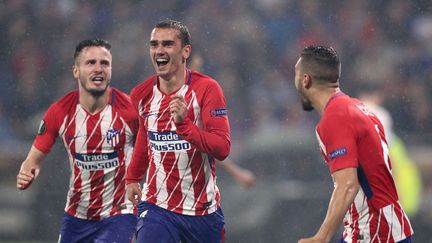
[318,109,359,173]
[126,92,150,184]
[175,80,230,161]
[33,104,61,154]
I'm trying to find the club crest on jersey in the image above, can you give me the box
[106,128,120,147]
[328,147,347,160]
[210,108,227,117]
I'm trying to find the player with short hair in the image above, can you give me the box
[126,20,230,243]
[294,45,413,243]
[16,39,139,243]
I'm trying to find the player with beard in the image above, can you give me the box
[16,39,139,243]
[126,20,230,243]
[294,46,413,243]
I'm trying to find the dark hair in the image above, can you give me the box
[155,20,191,47]
[73,39,112,61]
[300,45,340,83]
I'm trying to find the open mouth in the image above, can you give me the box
[156,57,169,67]
[91,76,104,84]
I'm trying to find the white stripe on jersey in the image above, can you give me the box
[148,87,170,205]
[175,150,196,213]
[315,130,327,156]
[95,107,114,216]
[355,189,371,242]
[73,105,90,217]
[383,203,405,242]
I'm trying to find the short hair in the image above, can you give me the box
[73,39,112,62]
[299,45,340,83]
[155,20,191,47]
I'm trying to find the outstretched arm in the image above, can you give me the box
[16,146,46,190]
[298,167,359,243]
[218,158,256,189]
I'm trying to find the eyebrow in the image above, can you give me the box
[149,40,175,45]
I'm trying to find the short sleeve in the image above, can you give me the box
[33,104,61,154]
[317,110,358,173]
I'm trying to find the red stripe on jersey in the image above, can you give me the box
[86,114,105,220]
[33,89,138,220]
[110,124,127,216]
[66,114,81,217]
[128,70,230,216]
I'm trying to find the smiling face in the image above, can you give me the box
[73,46,112,97]
[149,27,191,81]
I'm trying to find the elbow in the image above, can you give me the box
[213,140,230,161]
[345,180,360,196]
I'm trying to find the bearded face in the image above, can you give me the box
[74,46,112,98]
[294,58,314,111]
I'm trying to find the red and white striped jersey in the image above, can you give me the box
[316,92,413,242]
[126,70,230,216]
[33,88,138,220]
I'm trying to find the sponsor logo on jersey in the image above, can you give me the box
[106,128,120,147]
[148,131,191,152]
[37,120,46,135]
[75,152,119,171]
[328,147,347,160]
[210,108,227,117]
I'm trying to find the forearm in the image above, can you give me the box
[315,182,359,242]
[126,120,149,184]
[17,146,46,190]
[175,117,230,160]
[23,146,46,167]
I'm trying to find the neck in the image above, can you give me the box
[79,88,110,114]
[313,87,340,116]
[159,66,187,94]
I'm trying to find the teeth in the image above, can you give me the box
[156,58,168,62]
[93,77,103,81]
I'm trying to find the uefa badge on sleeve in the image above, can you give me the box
[106,128,120,147]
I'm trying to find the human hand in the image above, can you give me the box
[126,183,142,207]
[16,161,40,190]
[234,168,256,189]
[169,94,187,123]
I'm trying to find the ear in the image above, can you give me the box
[303,73,313,89]
[182,44,192,62]
[72,65,79,79]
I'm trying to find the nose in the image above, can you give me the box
[155,44,164,54]
[94,62,104,72]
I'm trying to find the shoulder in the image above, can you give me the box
[130,76,156,101]
[190,70,219,86]
[189,70,223,95]
[111,88,138,119]
[320,95,359,129]
[48,90,79,113]
[112,88,132,104]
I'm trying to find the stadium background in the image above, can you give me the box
[1,0,432,242]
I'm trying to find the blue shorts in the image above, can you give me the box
[58,212,137,243]
[136,201,225,243]
[339,235,413,243]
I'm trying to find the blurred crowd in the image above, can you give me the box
[1,0,432,241]
[1,0,432,145]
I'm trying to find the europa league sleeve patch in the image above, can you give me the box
[210,108,228,117]
[37,120,46,135]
